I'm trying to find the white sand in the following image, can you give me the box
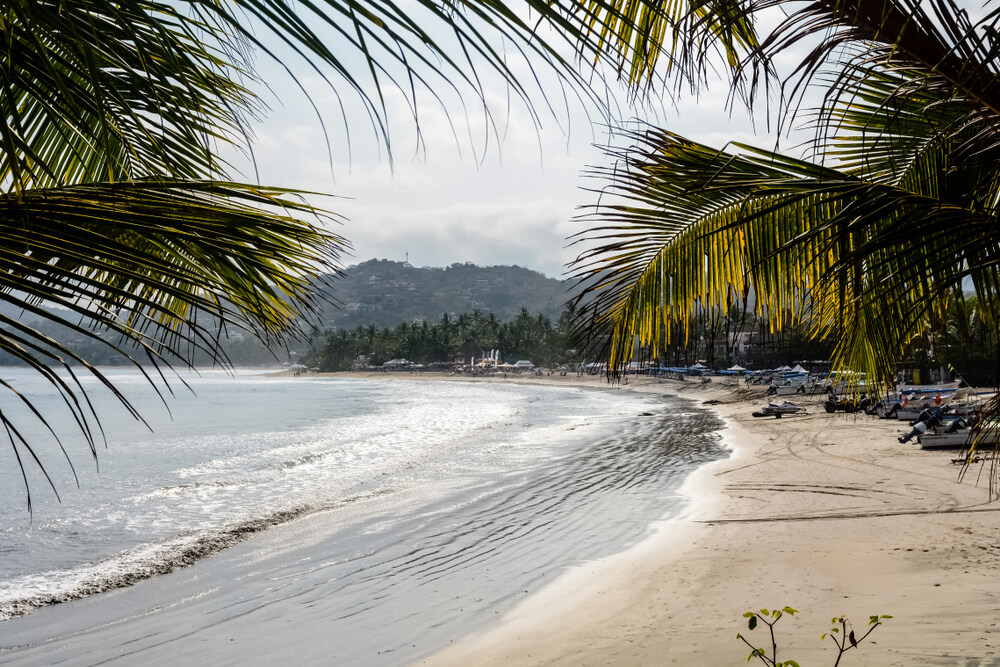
[411,374,1000,666]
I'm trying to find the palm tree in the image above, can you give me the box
[570,0,1000,489]
[5,0,765,502]
[571,0,1000,378]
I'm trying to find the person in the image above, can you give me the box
[899,420,928,443]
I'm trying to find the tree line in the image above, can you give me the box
[306,308,578,371]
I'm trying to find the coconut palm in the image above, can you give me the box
[571,0,1000,379]
[570,0,1000,489]
[5,0,762,503]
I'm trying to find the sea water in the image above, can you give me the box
[0,368,725,665]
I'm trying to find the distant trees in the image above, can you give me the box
[306,308,578,371]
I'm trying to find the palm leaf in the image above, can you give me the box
[569,128,1000,389]
[0,180,347,499]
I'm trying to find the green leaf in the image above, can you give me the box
[748,616,757,631]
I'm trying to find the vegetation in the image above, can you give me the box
[2,0,755,501]
[571,0,1000,391]
[312,260,568,331]
[306,307,577,370]
[739,607,891,667]
[569,0,1000,488]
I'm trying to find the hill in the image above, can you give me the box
[315,260,570,331]
[0,261,571,367]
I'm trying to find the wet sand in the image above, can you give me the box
[416,374,1000,666]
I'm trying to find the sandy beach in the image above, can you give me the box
[404,373,1000,666]
[4,369,999,666]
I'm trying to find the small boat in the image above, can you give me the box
[918,427,1000,449]
[768,383,809,396]
[752,401,805,418]
[896,402,938,420]
[897,381,961,394]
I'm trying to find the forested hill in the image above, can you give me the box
[315,260,569,330]
[0,261,569,367]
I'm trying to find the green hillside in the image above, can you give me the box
[315,260,569,330]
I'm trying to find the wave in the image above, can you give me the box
[0,489,394,621]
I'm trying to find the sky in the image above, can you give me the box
[223,8,778,280]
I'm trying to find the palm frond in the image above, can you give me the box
[569,128,1000,386]
[0,180,347,497]
[754,0,1000,130]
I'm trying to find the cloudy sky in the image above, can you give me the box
[225,16,775,280]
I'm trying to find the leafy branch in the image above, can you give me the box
[821,614,893,667]
[738,607,891,666]
[738,607,801,667]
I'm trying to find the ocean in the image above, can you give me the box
[0,368,725,665]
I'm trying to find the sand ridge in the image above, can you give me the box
[406,374,1000,666]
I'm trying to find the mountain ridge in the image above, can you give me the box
[315,259,570,330]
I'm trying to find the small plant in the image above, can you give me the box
[738,607,801,667]
[821,614,893,667]
[738,607,891,666]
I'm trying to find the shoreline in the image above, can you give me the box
[0,371,718,667]
[7,368,999,664]
[361,372,1000,666]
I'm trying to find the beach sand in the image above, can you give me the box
[405,373,1000,666]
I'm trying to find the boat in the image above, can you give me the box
[918,426,1000,449]
[768,383,809,396]
[897,381,961,394]
[896,402,940,421]
[752,401,805,418]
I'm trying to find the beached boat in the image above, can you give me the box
[752,401,805,418]
[918,431,972,449]
[768,383,809,396]
[897,381,961,394]
[918,427,1000,449]
[896,402,939,421]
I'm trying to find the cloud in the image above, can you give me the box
[223,49,770,280]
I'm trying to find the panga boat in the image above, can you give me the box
[918,428,1000,449]
[752,401,805,418]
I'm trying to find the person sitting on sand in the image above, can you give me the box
[898,420,928,443]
